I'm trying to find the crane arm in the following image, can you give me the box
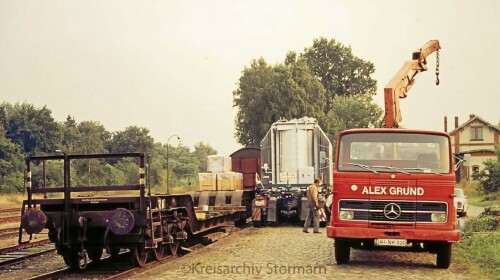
[384,40,441,128]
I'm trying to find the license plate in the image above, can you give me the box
[374,239,407,247]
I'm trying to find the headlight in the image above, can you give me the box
[457,202,463,208]
[431,213,446,222]
[254,200,265,207]
[339,210,354,220]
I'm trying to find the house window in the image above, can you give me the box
[472,165,479,176]
[470,126,483,141]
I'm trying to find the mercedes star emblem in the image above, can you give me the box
[383,203,402,220]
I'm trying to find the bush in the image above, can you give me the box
[462,204,499,237]
[472,145,500,195]
[0,172,25,193]
[480,204,500,217]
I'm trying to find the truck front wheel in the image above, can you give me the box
[436,243,452,268]
[334,239,350,264]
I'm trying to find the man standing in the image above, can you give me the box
[303,178,321,233]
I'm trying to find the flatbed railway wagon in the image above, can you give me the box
[19,152,249,269]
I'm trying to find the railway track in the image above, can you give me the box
[1,221,248,280]
[0,227,19,239]
[0,207,21,214]
[0,208,21,224]
[0,239,54,267]
[0,207,53,270]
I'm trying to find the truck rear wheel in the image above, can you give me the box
[334,239,350,264]
[436,243,452,268]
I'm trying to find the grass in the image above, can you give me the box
[455,231,500,279]
[0,193,25,208]
[456,180,500,207]
[454,203,500,280]
[453,180,499,278]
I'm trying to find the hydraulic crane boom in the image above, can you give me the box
[384,40,441,128]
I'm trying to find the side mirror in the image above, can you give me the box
[463,154,471,167]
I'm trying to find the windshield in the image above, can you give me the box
[454,188,464,197]
[337,132,451,174]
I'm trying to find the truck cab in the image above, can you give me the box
[327,128,461,268]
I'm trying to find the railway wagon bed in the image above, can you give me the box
[18,152,249,269]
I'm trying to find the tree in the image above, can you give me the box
[169,144,200,189]
[0,106,24,178]
[4,102,63,155]
[0,128,24,193]
[0,105,7,132]
[233,38,383,147]
[233,57,326,147]
[321,94,383,143]
[473,145,500,194]
[301,37,377,110]
[61,115,80,153]
[107,126,154,155]
[193,142,217,172]
[0,133,23,177]
[76,121,111,154]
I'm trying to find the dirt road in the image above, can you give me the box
[467,204,484,218]
[130,225,475,280]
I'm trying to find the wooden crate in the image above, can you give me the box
[217,172,243,191]
[198,173,217,191]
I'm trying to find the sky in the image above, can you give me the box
[1,0,499,156]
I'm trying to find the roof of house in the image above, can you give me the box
[449,115,500,135]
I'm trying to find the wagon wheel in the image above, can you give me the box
[167,240,179,256]
[130,244,148,267]
[152,244,166,261]
[109,247,121,258]
[88,248,103,263]
[62,250,75,267]
[63,248,88,270]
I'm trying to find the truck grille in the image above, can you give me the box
[338,199,447,223]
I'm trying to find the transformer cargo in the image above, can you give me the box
[253,117,333,226]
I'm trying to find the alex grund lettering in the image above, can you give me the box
[361,186,424,196]
[181,262,326,275]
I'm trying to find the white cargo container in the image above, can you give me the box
[260,117,333,186]
[207,155,232,173]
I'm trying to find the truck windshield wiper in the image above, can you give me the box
[345,163,379,174]
[401,167,443,176]
[373,165,410,175]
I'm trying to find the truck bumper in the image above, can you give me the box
[327,226,461,242]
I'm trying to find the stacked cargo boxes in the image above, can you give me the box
[198,155,243,191]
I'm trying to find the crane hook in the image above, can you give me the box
[435,50,440,85]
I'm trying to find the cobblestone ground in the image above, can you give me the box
[130,226,476,280]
